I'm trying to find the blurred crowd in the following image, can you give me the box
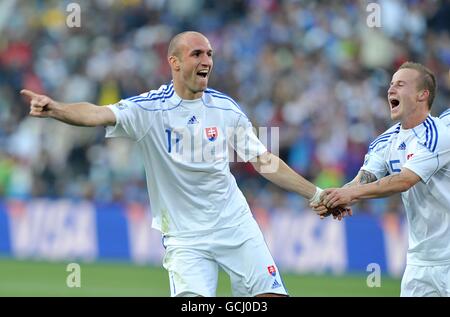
[1,0,450,217]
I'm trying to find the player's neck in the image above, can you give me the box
[401,111,430,130]
[173,82,204,100]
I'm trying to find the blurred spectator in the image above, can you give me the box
[2,0,450,217]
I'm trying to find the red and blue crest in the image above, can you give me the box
[205,127,218,141]
[267,265,277,277]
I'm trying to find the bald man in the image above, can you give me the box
[21,31,347,297]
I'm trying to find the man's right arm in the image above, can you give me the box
[21,89,116,127]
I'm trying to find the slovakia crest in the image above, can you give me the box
[205,127,218,141]
[267,265,277,277]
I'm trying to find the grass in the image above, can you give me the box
[0,258,400,297]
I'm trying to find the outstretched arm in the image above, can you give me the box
[251,151,351,219]
[251,151,317,199]
[310,169,377,218]
[321,168,420,209]
[343,170,378,188]
[21,89,116,127]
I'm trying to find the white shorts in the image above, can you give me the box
[162,216,288,297]
[401,264,450,297]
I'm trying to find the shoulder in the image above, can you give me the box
[122,83,175,111]
[368,123,401,153]
[204,88,247,118]
[426,116,450,151]
[438,108,450,125]
[414,116,450,153]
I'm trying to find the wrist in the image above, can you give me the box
[309,186,323,205]
[50,102,63,117]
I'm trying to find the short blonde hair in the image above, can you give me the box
[398,62,436,109]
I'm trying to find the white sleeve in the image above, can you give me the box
[439,116,450,127]
[360,149,388,180]
[439,109,450,126]
[403,135,450,183]
[230,115,267,162]
[105,100,151,141]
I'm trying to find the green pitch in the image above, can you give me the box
[0,258,400,297]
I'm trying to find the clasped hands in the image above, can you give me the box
[310,187,354,221]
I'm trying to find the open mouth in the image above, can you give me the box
[197,70,208,78]
[389,98,400,109]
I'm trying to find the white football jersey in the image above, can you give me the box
[105,83,267,237]
[439,108,450,126]
[361,116,450,266]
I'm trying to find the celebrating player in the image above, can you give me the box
[315,62,450,297]
[21,31,348,297]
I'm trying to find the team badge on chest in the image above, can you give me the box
[205,127,218,141]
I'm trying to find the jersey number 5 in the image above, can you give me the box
[389,159,401,173]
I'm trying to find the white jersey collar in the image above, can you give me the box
[166,83,208,107]
[400,115,433,134]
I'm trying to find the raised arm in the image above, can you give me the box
[21,89,116,127]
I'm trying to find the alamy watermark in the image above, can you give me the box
[161,125,280,173]
[66,3,81,28]
[366,2,381,28]
[366,263,381,288]
[66,263,81,288]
